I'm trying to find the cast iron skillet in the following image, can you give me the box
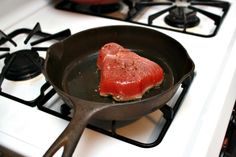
[43,25,195,157]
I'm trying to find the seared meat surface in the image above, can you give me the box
[97,43,164,101]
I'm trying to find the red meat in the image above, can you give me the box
[97,42,124,70]
[97,43,164,101]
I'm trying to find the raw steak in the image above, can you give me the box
[97,43,164,101]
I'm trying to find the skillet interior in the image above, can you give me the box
[62,51,174,103]
[46,25,194,104]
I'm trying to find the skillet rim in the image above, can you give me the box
[44,25,195,106]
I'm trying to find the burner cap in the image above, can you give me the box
[4,50,44,81]
[89,3,120,14]
[164,7,200,28]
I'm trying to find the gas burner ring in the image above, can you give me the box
[4,49,44,81]
[164,7,200,29]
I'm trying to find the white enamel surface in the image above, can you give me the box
[0,0,56,30]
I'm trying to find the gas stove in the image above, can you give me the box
[56,0,230,37]
[0,0,236,157]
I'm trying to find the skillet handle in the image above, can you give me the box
[43,103,97,157]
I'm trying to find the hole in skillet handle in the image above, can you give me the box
[43,104,92,157]
[43,97,109,157]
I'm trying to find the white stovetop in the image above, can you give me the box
[0,0,236,157]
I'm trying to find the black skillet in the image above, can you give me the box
[43,25,195,157]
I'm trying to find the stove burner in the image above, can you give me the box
[4,50,43,81]
[90,3,121,14]
[56,0,230,37]
[164,7,200,28]
[0,23,71,106]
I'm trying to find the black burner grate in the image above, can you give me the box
[37,73,194,147]
[164,6,200,28]
[0,23,71,106]
[56,0,230,37]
